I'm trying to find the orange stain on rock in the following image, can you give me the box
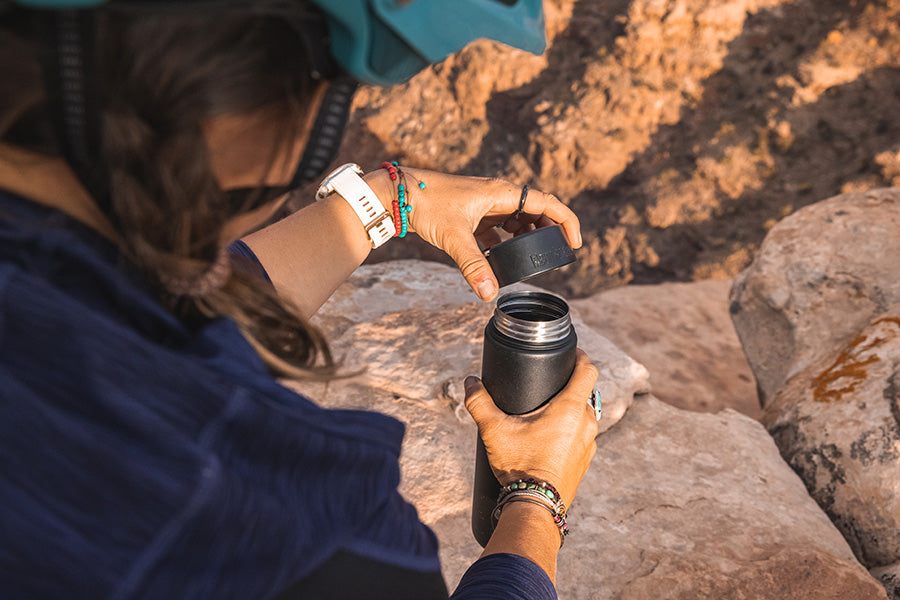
[811,317,900,403]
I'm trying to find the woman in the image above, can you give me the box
[0,1,600,598]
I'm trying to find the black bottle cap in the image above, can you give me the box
[485,225,576,288]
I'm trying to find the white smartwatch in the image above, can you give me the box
[316,163,393,248]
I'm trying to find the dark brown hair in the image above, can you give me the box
[1,5,336,378]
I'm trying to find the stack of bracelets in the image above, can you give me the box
[492,478,569,547]
[381,161,425,238]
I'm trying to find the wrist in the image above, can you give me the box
[317,163,392,248]
[364,164,424,237]
[484,500,561,583]
[363,168,395,215]
[494,478,568,549]
[497,500,563,542]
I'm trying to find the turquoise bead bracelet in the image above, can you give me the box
[498,478,564,507]
[380,161,423,238]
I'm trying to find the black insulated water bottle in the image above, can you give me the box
[471,290,577,547]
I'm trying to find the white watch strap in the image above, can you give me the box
[318,164,393,248]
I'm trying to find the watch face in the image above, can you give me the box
[317,163,363,200]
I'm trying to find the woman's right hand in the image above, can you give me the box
[464,349,600,508]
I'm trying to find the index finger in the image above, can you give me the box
[522,189,583,249]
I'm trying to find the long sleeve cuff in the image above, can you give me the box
[228,240,272,285]
[450,553,557,600]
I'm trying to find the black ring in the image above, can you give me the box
[515,185,529,219]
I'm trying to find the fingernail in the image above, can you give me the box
[464,376,479,395]
[475,279,497,301]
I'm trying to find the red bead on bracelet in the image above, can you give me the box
[382,161,404,237]
[380,161,398,181]
[392,200,402,236]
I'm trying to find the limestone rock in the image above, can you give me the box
[730,188,900,405]
[289,261,884,597]
[730,189,900,598]
[764,312,900,572]
[563,396,886,600]
[571,279,759,418]
[308,260,651,434]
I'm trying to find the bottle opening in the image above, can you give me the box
[493,291,572,343]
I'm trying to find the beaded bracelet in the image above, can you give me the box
[492,478,569,547]
[380,161,403,237]
[497,479,565,510]
[398,180,409,237]
[380,161,425,238]
[493,492,569,547]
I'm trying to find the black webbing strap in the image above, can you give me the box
[43,9,112,218]
[288,75,358,189]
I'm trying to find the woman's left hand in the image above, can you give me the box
[371,167,582,301]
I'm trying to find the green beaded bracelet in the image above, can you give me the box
[497,478,563,507]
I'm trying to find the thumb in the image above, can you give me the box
[444,233,498,302]
[464,376,504,426]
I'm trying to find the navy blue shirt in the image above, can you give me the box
[0,190,556,599]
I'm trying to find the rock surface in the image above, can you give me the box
[568,395,886,600]
[571,279,759,418]
[306,261,650,435]
[289,260,884,597]
[730,188,900,405]
[764,313,900,574]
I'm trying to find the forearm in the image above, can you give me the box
[481,501,561,583]
[448,502,560,599]
[242,169,394,317]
